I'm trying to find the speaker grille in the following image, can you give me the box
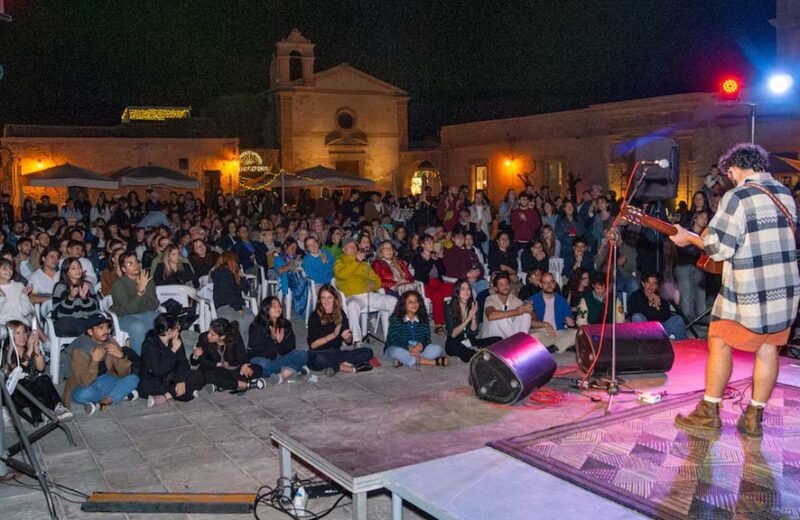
[471,354,519,404]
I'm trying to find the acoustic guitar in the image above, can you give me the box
[620,205,723,275]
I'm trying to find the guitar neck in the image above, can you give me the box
[634,213,678,236]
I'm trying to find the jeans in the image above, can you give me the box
[470,279,490,296]
[119,310,159,355]
[72,373,140,405]
[630,313,687,340]
[384,344,443,366]
[250,349,309,376]
[675,264,707,323]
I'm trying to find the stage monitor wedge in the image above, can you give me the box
[632,137,680,202]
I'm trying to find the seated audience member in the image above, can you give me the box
[445,280,501,362]
[464,231,486,263]
[139,313,204,407]
[444,230,490,295]
[65,314,139,416]
[191,318,265,392]
[28,246,61,304]
[233,224,258,274]
[482,273,534,338]
[188,239,218,280]
[518,269,543,301]
[488,231,519,282]
[301,236,334,285]
[211,251,256,345]
[324,227,344,260]
[520,239,550,274]
[564,267,590,313]
[100,247,124,296]
[627,273,687,340]
[111,252,160,355]
[15,237,34,280]
[371,240,415,295]
[540,223,562,259]
[307,284,374,375]
[51,256,100,336]
[62,240,98,286]
[385,290,448,367]
[411,234,454,333]
[562,236,595,282]
[576,272,625,326]
[247,296,309,381]
[273,237,309,317]
[0,258,35,326]
[530,273,578,353]
[333,237,397,344]
[3,320,72,423]
[153,244,196,287]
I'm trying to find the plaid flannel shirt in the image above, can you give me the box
[703,173,800,334]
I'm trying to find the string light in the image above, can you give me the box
[121,106,191,123]
[237,167,321,191]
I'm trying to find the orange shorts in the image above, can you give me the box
[708,319,791,352]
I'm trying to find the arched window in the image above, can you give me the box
[289,50,303,82]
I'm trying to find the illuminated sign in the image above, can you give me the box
[121,106,191,123]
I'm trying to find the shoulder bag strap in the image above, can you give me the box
[746,183,796,232]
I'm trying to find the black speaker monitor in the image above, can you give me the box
[575,322,675,375]
[633,137,680,201]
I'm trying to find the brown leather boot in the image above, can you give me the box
[675,399,722,432]
[736,404,764,438]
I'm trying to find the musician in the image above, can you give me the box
[670,143,800,438]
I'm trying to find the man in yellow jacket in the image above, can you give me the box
[334,238,397,343]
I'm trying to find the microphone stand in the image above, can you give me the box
[603,161,651,414]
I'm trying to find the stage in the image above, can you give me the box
[4,336,798,519]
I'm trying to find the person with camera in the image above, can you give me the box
[138,313,204,407]
[111,252,160,355]
[333,237,397,344]
[3,320,72,423]
[51,256,100,336]
[65,314,139,416]
[191,318,266,392]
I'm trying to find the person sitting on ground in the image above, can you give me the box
[27,246,61,305]
[530,272,577,353]
[191,318,265,393]
[444,230,490,295]
[3,320,72,423]
[138,313,204,407]
[561,236,595,283]
[211,251,256,345]
[247,296,309,382]
[488,231,519,283]
[627,272,687,339]
[153,244,197,287]
[0,257,35,327]
[385,290,448,368]
[520,239,550,274]
[111,252,160,355]
[65,314,140,416]
[51,256,100,336]
[518,269,544,301]
[333,237,397,344]
[301,236,335,286]
[371,240,415,296]
[481,273,535,338]
[564,267,591,313]
[306,284,374,375]
[445,280,501,362]
[575,272,625,326]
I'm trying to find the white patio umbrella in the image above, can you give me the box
[110,164,200,189]
[26,162,120,189]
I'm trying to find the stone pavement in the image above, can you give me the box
[2,320,461,520]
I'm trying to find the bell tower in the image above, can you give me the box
[270,28,316,87]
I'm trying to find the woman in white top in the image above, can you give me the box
[0,257,35,326]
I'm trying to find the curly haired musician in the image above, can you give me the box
[670,143,800,438]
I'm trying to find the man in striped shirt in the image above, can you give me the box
[670,143,800,438]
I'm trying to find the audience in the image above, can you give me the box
[192,318,266,392]
[247,296,308,382]
[111,252,160,355]
[385,290,447,368]
[627,273,688,340]
[445,280,501,362]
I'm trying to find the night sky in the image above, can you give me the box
[0,1,777,142]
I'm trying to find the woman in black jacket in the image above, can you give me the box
[307,284,373,375]
[444,280,501,362]
[138,313,204,407]
[153,244,197,287]
[247,296,308,382]
[191,318,265,392]
[211,251,255,345]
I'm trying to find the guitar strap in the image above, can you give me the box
[746,182,797,233]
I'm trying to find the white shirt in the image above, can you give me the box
[28,268,59,296]
[542,295,557,330]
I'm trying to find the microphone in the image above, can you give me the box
[639,159,670,168]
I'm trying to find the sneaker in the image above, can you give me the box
[323,367,336,377]
[248,378,267,390]
[54,403,73,421]
[675,399,722,432]
[147,395,168,408]
[192,390,200,399]
[127,390,139,403]
[736,404,765,438]
[299,366,310,376]
[83,402,98,417]
[353,363,373,373]
[206,385,218,395]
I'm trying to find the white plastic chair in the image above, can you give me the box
[99,295,130,348]
[155,285,208,332]
[331,279,388,339]
[40,299,78,382]
[549,257,564,285]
